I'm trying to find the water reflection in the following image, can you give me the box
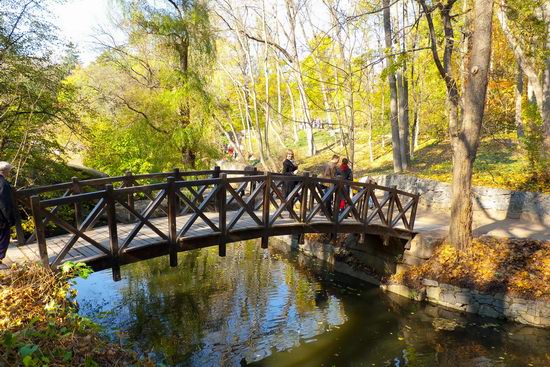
[75,240,550,367]
[75,241,347,365]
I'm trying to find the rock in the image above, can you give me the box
[479,305,501,319]
[422,278,439,287]
[426,285,441,301]
[432,318,465,331]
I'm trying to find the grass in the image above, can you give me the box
[287,130,549,193]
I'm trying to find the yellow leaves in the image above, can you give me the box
[397,238,550,300]
[1,263,149,366]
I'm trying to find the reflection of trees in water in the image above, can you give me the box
[385,293,550,366]
[112,241,347,365]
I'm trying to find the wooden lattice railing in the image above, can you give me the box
[13,167,419,273]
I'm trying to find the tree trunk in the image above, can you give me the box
[383,0,403,172]
[397,0,411,169]
[397,70,410,169]
[286,81,299,143]
[449,0,494,250]
[497,1,550,161]
[515,64,525,138]
[262,0,271,157]
[286,0,315,156]
[176,38,195,167]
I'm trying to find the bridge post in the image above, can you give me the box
[172,168,181,215]
[261,171,271,249]
[166,176,178,267]
[105,184,121,281]
[71,177,82,228]
[308,174,316,212]
[409,193,420,231]
[124,171,135,222]
[298,172,310,245]
[217,173,227,256]
[212,166,221,212]
[360,181,374,245]
[332,177,344,241]
[386,186,397,228]
[30,195,49,268]
[251,166,258,195]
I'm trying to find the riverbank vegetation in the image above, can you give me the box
[0,263,147,366]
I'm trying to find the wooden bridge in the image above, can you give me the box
[8,167,419,279]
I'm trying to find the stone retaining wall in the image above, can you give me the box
[363,174,550,223]
[382,281,550,328]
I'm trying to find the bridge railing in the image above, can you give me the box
[22,168,419,271]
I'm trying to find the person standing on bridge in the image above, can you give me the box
[282,149,299,199]
[337,158,353,211]
[0,162,16,270]
[320,154,339,217]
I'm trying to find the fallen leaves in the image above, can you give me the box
[391,237,550,300]
[0,263,149,366]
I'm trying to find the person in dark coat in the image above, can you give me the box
[282,149,299,199]
[320,154,339,217]
[0,162,16,269]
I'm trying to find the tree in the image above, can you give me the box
[497,0,550,171]
[0,0,81,185]
[383,0,404,173]
[120,0,216,168]
[418,0,494,249]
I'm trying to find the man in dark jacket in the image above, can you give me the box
[0,162,16,268]
[320,154,339,217]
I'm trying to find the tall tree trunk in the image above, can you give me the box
[368,84,374,162]
[262,0,271,157]
[397,0,411,169]
[397,71,410,169]
[176,38,196,168]
[515,64,525,138]
[286,0,315,156]
[286,81,299,143]
[449,0,494,249]
[383,0,403,172]
[498,1,550,161]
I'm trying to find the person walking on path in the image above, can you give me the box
[282,149,299,199]
[337,158,353,210]
[0,162,16,269]
[320,154,339,217]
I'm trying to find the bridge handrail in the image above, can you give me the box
[15,167,420,262]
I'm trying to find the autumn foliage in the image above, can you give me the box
[395,237,550,300]
[0,263,149,366]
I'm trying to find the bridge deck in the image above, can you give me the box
[5,210,401,270]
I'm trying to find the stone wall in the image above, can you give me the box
[363,174,550,223]
[382,281,550,328]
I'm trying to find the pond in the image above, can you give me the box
[74,240,550,367]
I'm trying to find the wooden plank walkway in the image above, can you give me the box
[4,209,394,268]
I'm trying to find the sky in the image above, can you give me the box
[51,0,368,66]
[51,0,119,65]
